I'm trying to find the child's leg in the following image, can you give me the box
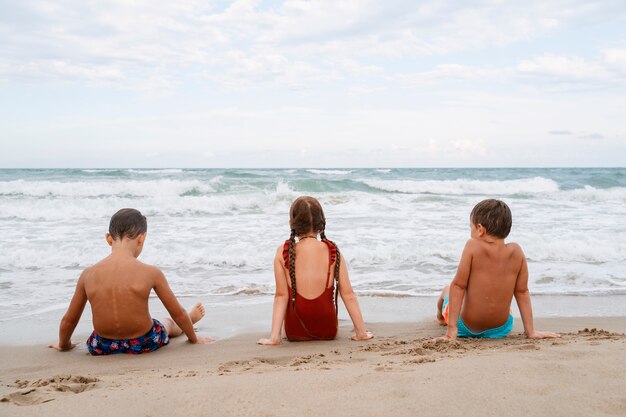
[436,285,450,326]
[162,302,206,338]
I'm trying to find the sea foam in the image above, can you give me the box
[1,168,625,321]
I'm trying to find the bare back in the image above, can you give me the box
[83,255,158,339]
[281,239,335,299]
[461,239,524,331]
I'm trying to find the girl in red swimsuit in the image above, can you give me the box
[258,196,373,344]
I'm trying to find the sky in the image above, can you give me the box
[1,0,625,168]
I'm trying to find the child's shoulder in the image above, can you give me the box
[464,238,482,251]
[276,242,288,253]
[129,261,167,285]
[505,241,524,254]
[134,259,164,275]
[465,238,524,257]
[275,242,290,263]
[77,264,96,281]
[109,257,164,278]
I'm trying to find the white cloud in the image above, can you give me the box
[2,0,622,89]
[603,45,626,72]
[15,60,124,84]
[517,54,613,81]
[396,64,511,85]
[2,1,626,167]
[395,52,626,91]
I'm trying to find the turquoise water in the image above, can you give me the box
[0,168,625,321]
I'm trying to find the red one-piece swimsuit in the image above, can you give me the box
[283,239,338,341]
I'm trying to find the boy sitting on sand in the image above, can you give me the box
[50,208,213,354]
[437,199,560,340]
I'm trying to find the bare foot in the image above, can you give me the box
[189,302,205,324]
[161,303,207,339]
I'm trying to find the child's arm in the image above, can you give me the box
[153,269,200,343]
[514,248,560,339]
[338,255,373,341]
[443,240,473,340]
[50,272,88,351]
[258,248,290,345]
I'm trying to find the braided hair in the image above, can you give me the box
[320,228,341,310]
[287,196,341,308]
[288,228,297,302]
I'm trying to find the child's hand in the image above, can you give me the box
[257,337,281,345]
[351,331,374,341]
[193,336,215,344]
[527,330,560,339]
[48,341,77,351]
[438,326,458,341]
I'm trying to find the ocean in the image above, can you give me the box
[1,168,625,324]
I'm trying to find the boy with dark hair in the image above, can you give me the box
[50,208,213,354]
[437,199,560,340]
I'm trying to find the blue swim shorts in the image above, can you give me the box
[442,296,513,338]
[87,319,169,355]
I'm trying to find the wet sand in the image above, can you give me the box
[3,294,626,345]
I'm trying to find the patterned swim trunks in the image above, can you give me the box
[87,319,169,355]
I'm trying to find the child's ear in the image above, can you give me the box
[105,233,113,246]
[137,233,147,245]
[476,224,486,236]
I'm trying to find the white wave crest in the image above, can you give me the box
[360,177,560,195]
[307,169,352,175]
[275,179,296,196]
[558,186,626,202]
[0,179,216,198]
[127,169,184,174]
[81,169,120,173]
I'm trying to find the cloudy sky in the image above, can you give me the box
[1,0,625,167]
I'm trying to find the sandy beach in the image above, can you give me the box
[3,0,626,413]
[1,316,625,417]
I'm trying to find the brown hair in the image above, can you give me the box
[470,199,512,239]
[109,208,147,240]
[287,196,341,306]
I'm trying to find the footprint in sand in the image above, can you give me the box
[289,353,325,367]
[1,388,54,406]
[382,347,427,356]
[216,357,279,374]
[1,375,99,406]
[358,339,413,353]
[507,343,540,351]
[421,339,465,352]
[216,354,336,375]
[403,357,436,365]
